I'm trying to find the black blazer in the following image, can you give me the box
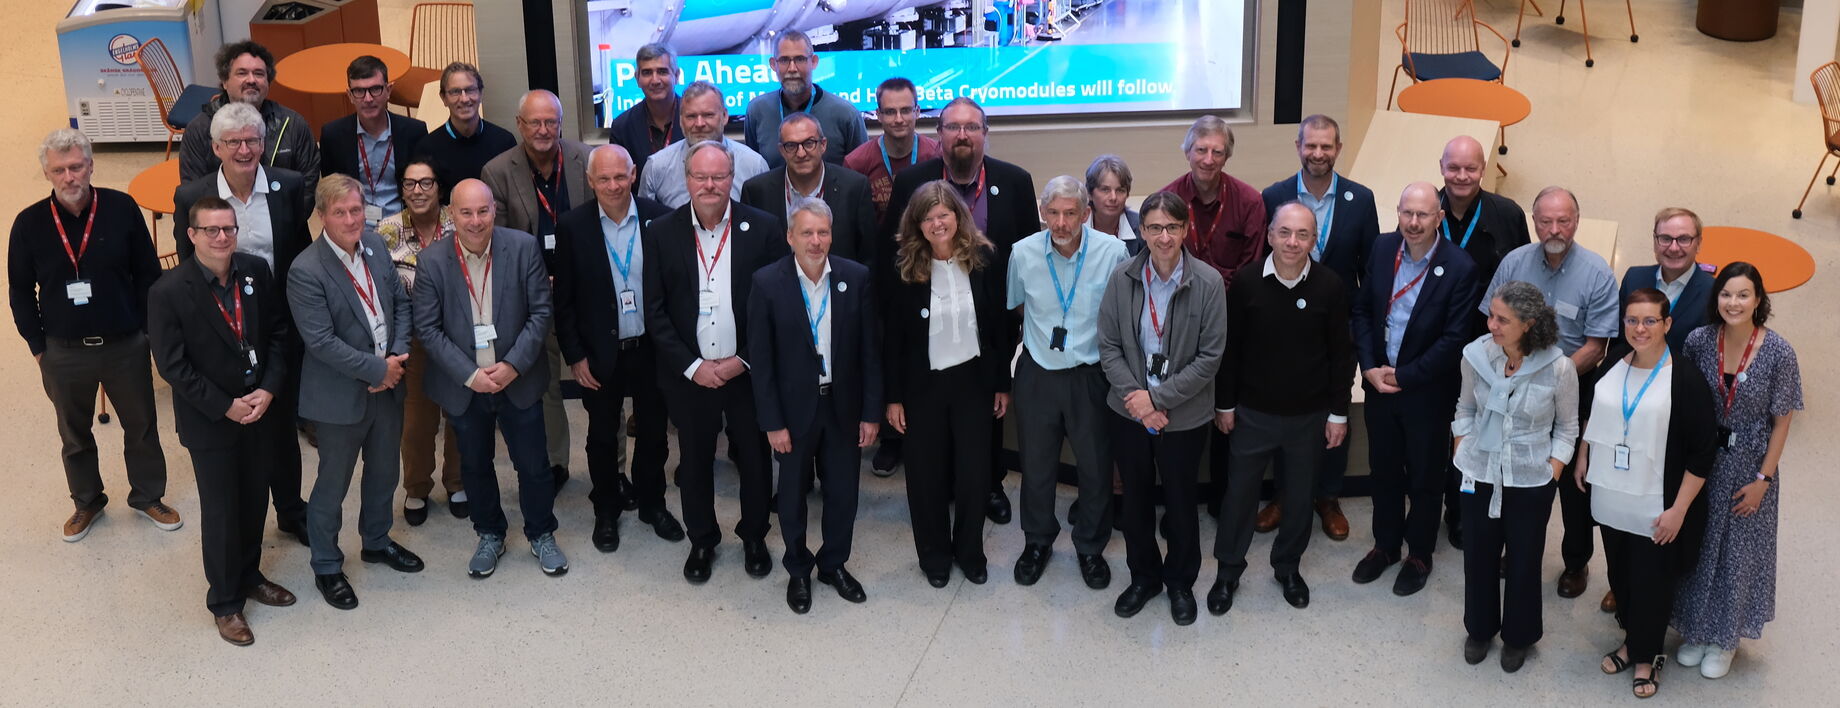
[1351,232,1480,404]
[608,98,684,185]
[739,165,878,266]
[883,156,1038,265]
[1261,173,1381,292]
[747,255,882,437]
[642,201,789,380]
[318,113,429,188]
[881,245,1011,405]
[1438,187,1530,282]
[172,168,314,296]
[553,196,672,368]
[147,253,291,449]
[1654,352,1718,576]
[1619,263,1717,353]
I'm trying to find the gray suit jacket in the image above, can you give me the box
[411,227,553,416]
[480,138,593,236]
[288,233,412,425]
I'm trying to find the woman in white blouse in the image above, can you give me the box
[1452,281,1578,673]
[881,181,1013,588]
[1578,288,1718,698]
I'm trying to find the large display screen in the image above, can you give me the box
[588,0,1250,125]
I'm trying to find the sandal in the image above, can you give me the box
[1632,655,1665,699]
[1601,648,1631,675]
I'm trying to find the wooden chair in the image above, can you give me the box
[1390,0,1512,109]
[1794,62,1840,219]
[1512,0,1638,68]
[390,3,478,112]
[134,38,215,160]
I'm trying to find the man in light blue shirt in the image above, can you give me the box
[1005,175,1129,589]
[636,81,770,208]
[1475,186,1619,374]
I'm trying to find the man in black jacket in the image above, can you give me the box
[178,41,319,202]
[319,55,428,228]
[741,112,877,265]
[606,43,683,184]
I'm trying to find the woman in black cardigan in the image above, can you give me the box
[882,180,1013,588]
[1577,288,1717,698]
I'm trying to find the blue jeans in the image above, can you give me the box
[447,392,556,540]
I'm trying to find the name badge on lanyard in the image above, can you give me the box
[65,280,93,305]
[619,289,638,314]
[473,323,497,350]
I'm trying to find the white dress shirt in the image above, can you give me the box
[218,166,274,270]
[928,257,979,370]
[684,204,738,379]
[798,259,833,385]
[327,236,387,357]
[1584,358,1673,536]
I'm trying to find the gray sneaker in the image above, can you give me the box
[468,534,506,578]
[531,533,569,576]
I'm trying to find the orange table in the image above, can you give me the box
[1697,226,1815,292]
[127,158,181,252]
[274,43,412,137]
[1396,78,1532,156]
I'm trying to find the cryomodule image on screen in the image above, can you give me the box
[589,0,1250,125]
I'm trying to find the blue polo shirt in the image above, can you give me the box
[1007,226,1128,369]
[1478,241,1619,356]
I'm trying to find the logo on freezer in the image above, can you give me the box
[108,34,142,66]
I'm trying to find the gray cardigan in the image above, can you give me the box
[1097,250,1228,431]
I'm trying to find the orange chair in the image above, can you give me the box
[390,3,478,111]
[1390,0,1512,110]
[1794,62,1840,219]
[134,38,216,160]
[1512,0,1638,68]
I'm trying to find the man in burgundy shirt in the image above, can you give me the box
[843,77,940,224]
[1159,115,1266,293]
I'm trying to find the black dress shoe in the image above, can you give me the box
[552,465,570,489]
[987,491,1012,525]
[818,567,867,603]
[315,573,358,610]
[1352,548,1399,584]
[592,516,620,553]
[1077,553,1112,590]
[1556,567,1588,598]
[1168,588,1198,625]
[742,539,772,578]
[786,576,812,614]
[871,439,900,475]
[277,520,310,547]
[960,564,988,585]
[615,472,637,511]
[640,509,686,542]
[1393,556,1432,597]
[1446,518,1464,550]
[1465,636,1491,665]
[404,499,429,527]
[1013,543,1050,586]
[1206,578,1238,616]
[683,546,715,584]
[449,497,470,519]
[360,541,425,573]
[925,569,950,588]
[1277,571,1310,608]
[1500,644,1528,673]
[1114,583,1160,618]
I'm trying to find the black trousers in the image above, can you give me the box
[776,391,861,577]
[269,348,305,526]
[1217,407,1324,583]
[1463,480,1556,647]
[1603,526,1678,661]
[666,374,771,549]
[1365,392,1451,561]
[583,339,669,518]
[189,421,276,617]
[1558,459,1596,570]
[903,360,992,575]
[38,333,167,510]
[1275,440,1351,500]
[1013,356,1113,555]
[1112,415,1206,590]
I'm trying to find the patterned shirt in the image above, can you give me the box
[376,208,454,293]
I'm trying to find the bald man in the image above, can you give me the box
[1349,182,1480,597]
[480,89,590,487]
[552,145,683,552]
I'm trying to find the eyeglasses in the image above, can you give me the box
[1654,234,1698,247]
[193,225,239,238]
[216,137,262,150]
[519,118,561,130]
[772,55,812,68]
[877,106,916,119]
[442,85,481,99]
[1397,209,1438,222]
[347,84,388,99]
[1141,223,1185,236]
[779,138,824,154]
[402,178,438,192]
[1623,317,1664,328]
[940,122,985,135]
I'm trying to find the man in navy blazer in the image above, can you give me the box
[1620,208,1716,353]
[748,199,881,614]
[739,112,878,265]
[317,56,428,228]
[1349,182,1480,597]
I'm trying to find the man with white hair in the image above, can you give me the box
[1006,175,1129,589]
[9,128,175,542]
[636,81,771,208]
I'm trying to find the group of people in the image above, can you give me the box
[9,32,1798,694]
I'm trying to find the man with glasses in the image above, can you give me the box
[1159,114,1265,291]
[412,62,517,204]
[179,41,320,200]
[742,30,868,168]
[1619,208,1715,353]
[320,56,428,228]
[741,112,876,263]
[609,43,685,182]
[843,77,940,222]
[637,81,770,209]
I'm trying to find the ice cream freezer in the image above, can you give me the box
[56,0,225,143]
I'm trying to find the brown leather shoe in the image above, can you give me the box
[1314,499,1349,540]
[62,507,102,542]
[1254,502,1282,533]
[215,613,254,646]
[247,582,297,607]
[1600,588,1617,613]
[1557,567,1588,598]
[137,502,183,531]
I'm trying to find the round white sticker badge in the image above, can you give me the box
[1296,298,1307,309]
[1433,266,1445,277]
[739,221,750,232]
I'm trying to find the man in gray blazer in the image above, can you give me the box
[412,179,567,579]
[479,89,591,488]
[287,175,422,610]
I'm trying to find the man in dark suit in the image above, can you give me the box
[148,197,298,646]
[740,112,877,265]
[1349,182,1480,597]
[318,56,428,228]
[882,97,1036,522]
[173,101,313,546]
[553,145,682,552]
[1256,114,1379,543]
[748,199,881,614]
[287,175,422,610]
[643,140,788,585]
[606,43,683,183]
[1621,207,1716,353]
[412,179,567,579]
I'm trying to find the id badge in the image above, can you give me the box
[1460,476,1477,494]
[543,232,557,250]
[1049,326,1068,351]
[816,353,827,375]
[618,289,638,314]
[1717,426,1733,450]
[364,204,383,224]
[1613,444,1632,471]
[1147,353,1169,379]
[65,279,92,305]
[242,343,258,369]
[472,323,497,350]
[698,289,720,315]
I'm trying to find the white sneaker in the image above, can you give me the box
[1676,642,1707,667]
[1700,646,1735,679]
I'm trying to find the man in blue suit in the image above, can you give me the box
[1349,182,1480,597]
[1621,207,1716,353]
[748,199,881,614]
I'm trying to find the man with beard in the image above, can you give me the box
[741,112,876,263]
[742,30,868,168]
[842,77,939,222]
[412,62,518,205]
[179,42,319,199]
[607,43,685,182]
[637,81,771,208]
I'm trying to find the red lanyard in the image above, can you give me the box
[342,252,378,316]
[1385,238,1437,317]
[454,237,492,317]
[211,282,245,343]
[358,138,394,199]
[50,199,96,277]
[1143,262,1167,346]
[532,152,561,223]
[1717,325,1761,415]
[946,165,987,212]
[695,217,732,287]
[1185,179,1228,253]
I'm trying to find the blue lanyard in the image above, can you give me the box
[1297,171,1337,260]
[1046,232,1089,324]
[1441,198,1482,249]
[879,135,916,180]
[778,89,816,121]
[798,273,831,374]
[1620,349,1670,440]
[604,215,637,284]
